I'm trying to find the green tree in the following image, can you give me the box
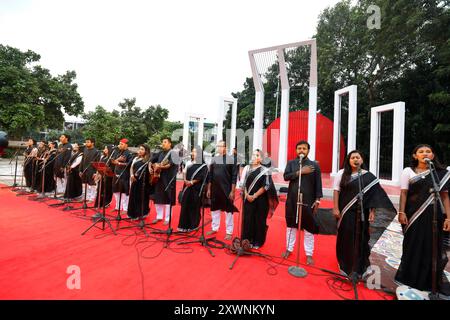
[82,106,122,147]
[146,120,183,150]
[0,45,84,138]
[118,98,148,146]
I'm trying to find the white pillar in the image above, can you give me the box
[308,40,318,160]
[392,103,405,185]
[278,89,290,170]
[182,113,190,151]
[369,102,405,186]
[253,91,264,151]
[230,99,237,151]
[198,117,204,149]
[347,85,357,152]
[217,98,224,145]
[332,85,358,176]
[277,48,290,170]
[307,86,317,160]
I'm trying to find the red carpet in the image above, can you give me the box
[0,183,390,300]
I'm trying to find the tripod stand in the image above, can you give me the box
[82,162,117,236]
[228,193,266,270]
[178,164,217,257]
[1,149,20,189]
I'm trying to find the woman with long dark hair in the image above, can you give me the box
[333,150,395,277]
[177,146,208,232]
[127,144,152,220]
[239,149,279,249]
[395,144,450,294]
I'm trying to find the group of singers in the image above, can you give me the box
[22,136,450,295]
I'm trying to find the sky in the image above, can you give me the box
[0,0,341,122]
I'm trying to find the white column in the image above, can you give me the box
[331,85,358,176]
[182,114,190,151]
[369,102,405,186]
[253,91,264,151]
[332,92,341,175]
[307,86,318,160]
[198,117,204,149]
[217,98,224,145]
[308,40,318,161]
[230,99,237,151]
[277,48,290,170]
[392,103,405,185]
[347,85,358,152]
[278,88,290,170]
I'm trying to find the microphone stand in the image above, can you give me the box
[33,154,48,201]
[119,158,155,236]
[288,155,308,278]
[60,152,85,211]
[228,165,268,269]
[16,154,36,196]
[39,150,65,203]
[349,166,365,300]
[319,164,367,300]
[63,151,101,213]
[49,147,77,207]
[28,151,47,200]
[151,161,183,248]
[178,164,218,257]
[82,161,117,236]
[426,160,447,300]
[1,149,20,189]
[113,154,133,225]
[15,153,26,192]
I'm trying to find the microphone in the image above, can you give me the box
[424,158,433,168]
[299,154,305,160]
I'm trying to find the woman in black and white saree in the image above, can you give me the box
[333,150,395,278]
[395,144,450,294]
[239,149,279,249]
[177,146,208,232]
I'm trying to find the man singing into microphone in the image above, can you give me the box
[282,140,322,265]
